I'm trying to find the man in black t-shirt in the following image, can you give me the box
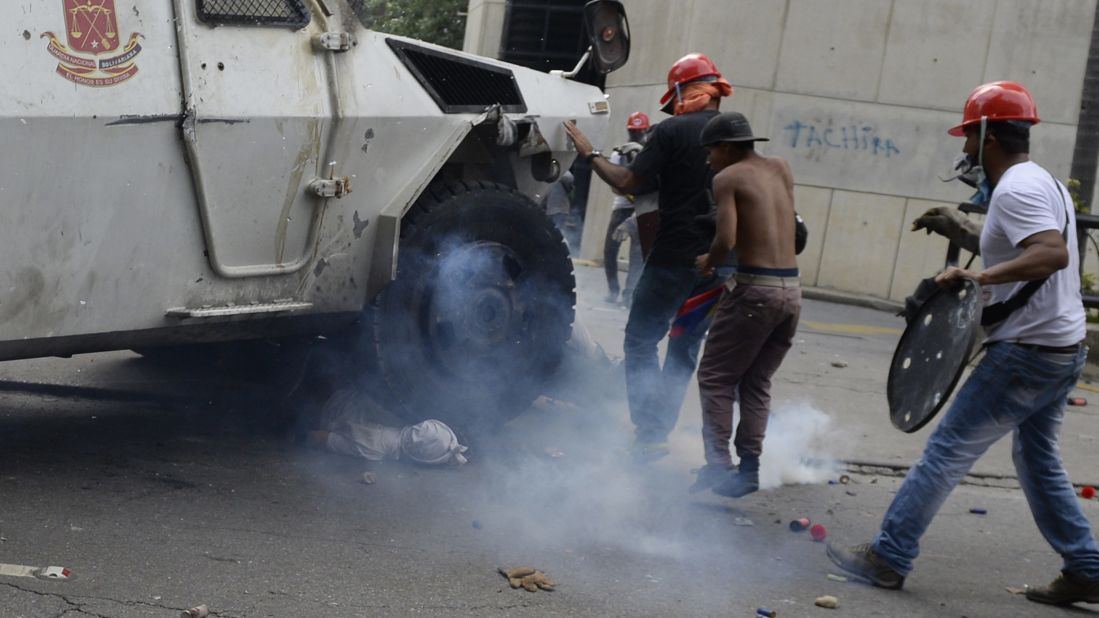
[564,52,734,460]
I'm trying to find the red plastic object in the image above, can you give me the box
[1068,397,1087,406]
[789,517,811,532]
[1082,486,1096,500]
[810,523,828,542]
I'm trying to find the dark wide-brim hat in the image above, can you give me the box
[700,112,769,146]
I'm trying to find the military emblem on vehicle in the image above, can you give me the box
[41,0,142,87]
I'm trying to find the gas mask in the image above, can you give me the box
[941,117,991,208]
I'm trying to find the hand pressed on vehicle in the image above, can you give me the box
[563,121,594,158]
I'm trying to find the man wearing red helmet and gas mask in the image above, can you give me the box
[602,111,656,305]
[828,81,1099,607]
[564,53,733,461]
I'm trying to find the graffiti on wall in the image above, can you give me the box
[782,120,901,158]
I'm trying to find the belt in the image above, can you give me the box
[995,341,1084,354]
[731,272,801,289]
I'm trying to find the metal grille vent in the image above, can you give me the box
[197,0,310,29]
[386,39,527,114]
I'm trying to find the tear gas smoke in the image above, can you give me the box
[296,245,849,575]
[759,403,845,489]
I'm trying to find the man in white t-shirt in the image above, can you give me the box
[828,81,1099,606]
[603,111,658,304]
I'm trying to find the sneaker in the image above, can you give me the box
[627,441,670,463]
[689,463,734,493]
[711,469,758,498]
[825,543,905,590]
[712,456,759,498]
[1026,571,1099,606]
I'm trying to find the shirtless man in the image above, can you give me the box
[692,111,801,498]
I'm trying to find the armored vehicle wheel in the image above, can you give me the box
[373,181,575,429]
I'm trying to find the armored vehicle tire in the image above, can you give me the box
[373,181,575,430]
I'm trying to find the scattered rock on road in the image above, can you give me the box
[498,566,555,592]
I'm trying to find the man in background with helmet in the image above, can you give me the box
[564,52,732,460]
[603,111,656,304]
[828,81,1099,606]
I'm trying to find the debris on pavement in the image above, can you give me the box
[1081,486,1096,499]
[830,360,848,368]
[472,520,482,530]
[814,595,839,609]
[969,508,988,515]
[826,574,848,582]
[543,447,566,459]
[0,563,41,579]
[38,566,72,581]
[311,389,469,465]
[498,567,555,592]
[756,607,777,617]
[1068,397,1087,406]
[734,517,754,527]
[838,474,850,485]
[1005,586,1027,595]
[360,472,377,485]
[181,605,209,618]
[789,517,810,532]
[809,524,828,542]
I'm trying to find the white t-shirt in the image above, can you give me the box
[980,160,1085,346]
[608,151,635,211]
[609,147,659,215]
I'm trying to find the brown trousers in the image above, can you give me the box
[697,281,801,465]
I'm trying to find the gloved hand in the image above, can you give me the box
[498,566,556,592]
[911,206,982,255]
[612,222,629,243]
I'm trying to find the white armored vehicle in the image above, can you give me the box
[1,0,630,426]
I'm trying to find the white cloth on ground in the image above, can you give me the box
[320,388,469,465]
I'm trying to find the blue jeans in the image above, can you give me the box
[873,342,1099,579]
[624,263,721,443]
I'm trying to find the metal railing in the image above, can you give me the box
[1077,212,1099,309]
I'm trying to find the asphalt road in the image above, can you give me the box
[1,264,1098,617]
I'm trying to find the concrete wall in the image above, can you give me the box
[591,0,1097,301]
[462,0,507,58]
[466,0,1098,301]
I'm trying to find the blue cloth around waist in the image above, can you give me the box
[738,265,800,277]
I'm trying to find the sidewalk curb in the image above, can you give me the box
[842,459,1099,492]
[801,287,904,314]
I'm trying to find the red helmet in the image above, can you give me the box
[626,111,650,130]
[948,81,1039,136]
[659,53,724,106]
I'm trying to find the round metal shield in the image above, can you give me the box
[887,278,982,433]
